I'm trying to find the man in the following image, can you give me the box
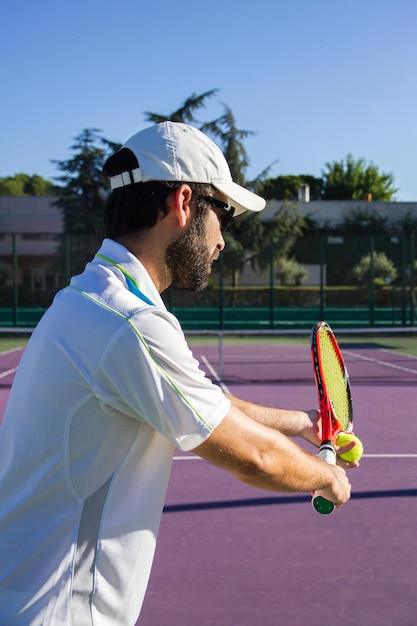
[0,122,353,625]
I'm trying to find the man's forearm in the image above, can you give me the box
[227,394,319,443]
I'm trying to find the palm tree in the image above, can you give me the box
[144,89,218,124]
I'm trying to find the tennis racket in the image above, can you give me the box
[311,321,353,515]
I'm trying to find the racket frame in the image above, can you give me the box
[311,322,353,514]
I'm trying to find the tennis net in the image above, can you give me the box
[186,327,417,385]
[1,326,417,388]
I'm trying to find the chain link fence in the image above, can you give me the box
[0,232,415,329]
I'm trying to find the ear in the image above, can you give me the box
[166,184,193,227]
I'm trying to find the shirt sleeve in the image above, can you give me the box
[93,307,230,450]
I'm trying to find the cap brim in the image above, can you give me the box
[213,181,266,217]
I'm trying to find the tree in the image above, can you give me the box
[145,93,256,188]
[391,210,417,236]
[321,154,397,201]
[254,201,306,282]
[222,211,264,286]
[351,252,398,287]
[144,92,277,285]
[201,105,289,284]
[201,106,254,186]
[256,174,323,201]
[220,201,306,286]
[52,128,119,235]
[144,91,312,288]
[144,89,218,124]
[51,129,120,275]
[0,173,55,196]
[275,256,307,286]
[339,207,388,235]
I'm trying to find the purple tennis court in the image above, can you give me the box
[139,333,417,626]
[1,330,417,625]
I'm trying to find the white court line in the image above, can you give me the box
[344,349,417,376]
[0,348,22,358]
[173,454,417,461]
[363,453,417,458]
[0,368,17,379]
[200,355,230,394]
[0,348,23,379]
[197,355,417,461]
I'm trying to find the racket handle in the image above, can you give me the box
[312,442,337,515]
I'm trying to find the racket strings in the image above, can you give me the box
[319,331,352,430]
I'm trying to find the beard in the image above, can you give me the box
[166,209,213,293]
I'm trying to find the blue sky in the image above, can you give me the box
[1,0,417,199]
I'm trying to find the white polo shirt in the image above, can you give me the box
[0,239,230,625]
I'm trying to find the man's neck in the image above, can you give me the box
[115,235,171,294]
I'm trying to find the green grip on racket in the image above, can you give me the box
[312,494,335,515]
[312,442,336,515]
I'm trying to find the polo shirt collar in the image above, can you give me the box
[93,238,166,309]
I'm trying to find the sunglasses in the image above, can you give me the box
[203,196,236,233]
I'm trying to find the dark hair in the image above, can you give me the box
[103,148,212,239]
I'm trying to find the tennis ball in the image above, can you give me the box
[336,432,364,462]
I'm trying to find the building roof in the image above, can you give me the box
[0,196,62,233]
